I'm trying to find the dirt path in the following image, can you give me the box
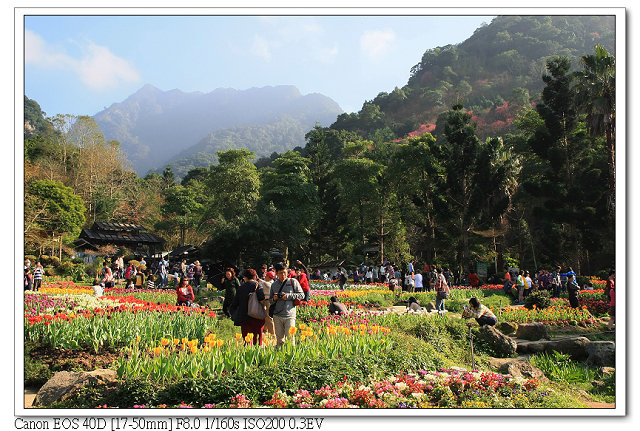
[583,401,615,408]
[24,387,38,408]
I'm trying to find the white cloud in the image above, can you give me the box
[251,35,272,61]
[317,45,339,64]
[360,29,396,62]
[25,29,140,91]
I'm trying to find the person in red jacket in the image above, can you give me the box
[294,266,311,302]
[468,272,480,288]
[176,276,194,307]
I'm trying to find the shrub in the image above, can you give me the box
[25,255,38,264]
[524,290,552,310]
[55,261,75,276]
[362,293,391,307]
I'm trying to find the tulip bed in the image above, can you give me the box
[24,280,608,409]
[124,369,566,409]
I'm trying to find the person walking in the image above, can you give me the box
[413,270,423,293]
[230,269,266,346]
[269,263,304,347]
[32,261,44,291]
[435,267,450,314]
[158,258,169,289]
[566,274,580,308]
[338,268,348,290]
[516,270,526,304]
[551,266,562,298]
[259,270,276,336]
[221,268,240,318]
[193,261,203,291]
[295,260,311,302]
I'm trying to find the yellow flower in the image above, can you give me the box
[300,335,306,341]
[235,333,242,340]
[161,338,170,346]
[289,326,297,336]
[153,346,163,355]
[173,338,180,345]
[203,345,210,353]
[244,333,254,343]
[189,345,197,354]
[181,337,188,344]
[216,339,224,347]
[299,323,307,330]
[136,336,141,343]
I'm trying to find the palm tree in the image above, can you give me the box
[574,45,615,216]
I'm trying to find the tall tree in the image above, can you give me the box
[26,179,86,259]
[574,44,615,216]
[259,150,319,262]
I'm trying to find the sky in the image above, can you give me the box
[24,14,495,117]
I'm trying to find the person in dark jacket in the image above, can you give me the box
[230,269,266,345]
[221,267,240,318]
[328,296,348,315]
[566,273,580,308]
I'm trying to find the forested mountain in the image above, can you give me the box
[93,85,343,176]
[154,114,319,178]
[332,15,614,140]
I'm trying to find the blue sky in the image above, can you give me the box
[24,15,495,117]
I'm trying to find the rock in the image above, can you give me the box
[477,325,517,357]
[515,323,550,341]
[33,369,118,407]
[601,367,616,376]
[586,341,616,367]
[591,380,606,389]
[516,340,547,354]
[423,302,436,312]
[546,337,591,360]
[496,322,517,335]
[498,361,547,381]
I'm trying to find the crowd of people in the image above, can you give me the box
[27,252,617,341]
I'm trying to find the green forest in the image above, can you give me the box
[23,15,616,278]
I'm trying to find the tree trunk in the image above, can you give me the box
[606,123,615,216]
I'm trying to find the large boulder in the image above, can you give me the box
[515,323,550,341]
[546,337,591,360]
[496,322,517,335]
[33,369,118,407]
[477,325,517,357]
[586,341,616,367]
[516,340,547,354]
[498,361,548,381]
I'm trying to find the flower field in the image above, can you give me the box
[23,279,612,409]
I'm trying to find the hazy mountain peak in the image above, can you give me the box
[94,85,342,175]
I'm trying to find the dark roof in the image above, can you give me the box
[79,228,165,245]
[92,222,148,232]
[168,245,199,257]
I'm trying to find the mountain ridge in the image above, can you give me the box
[93,84,343,175]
